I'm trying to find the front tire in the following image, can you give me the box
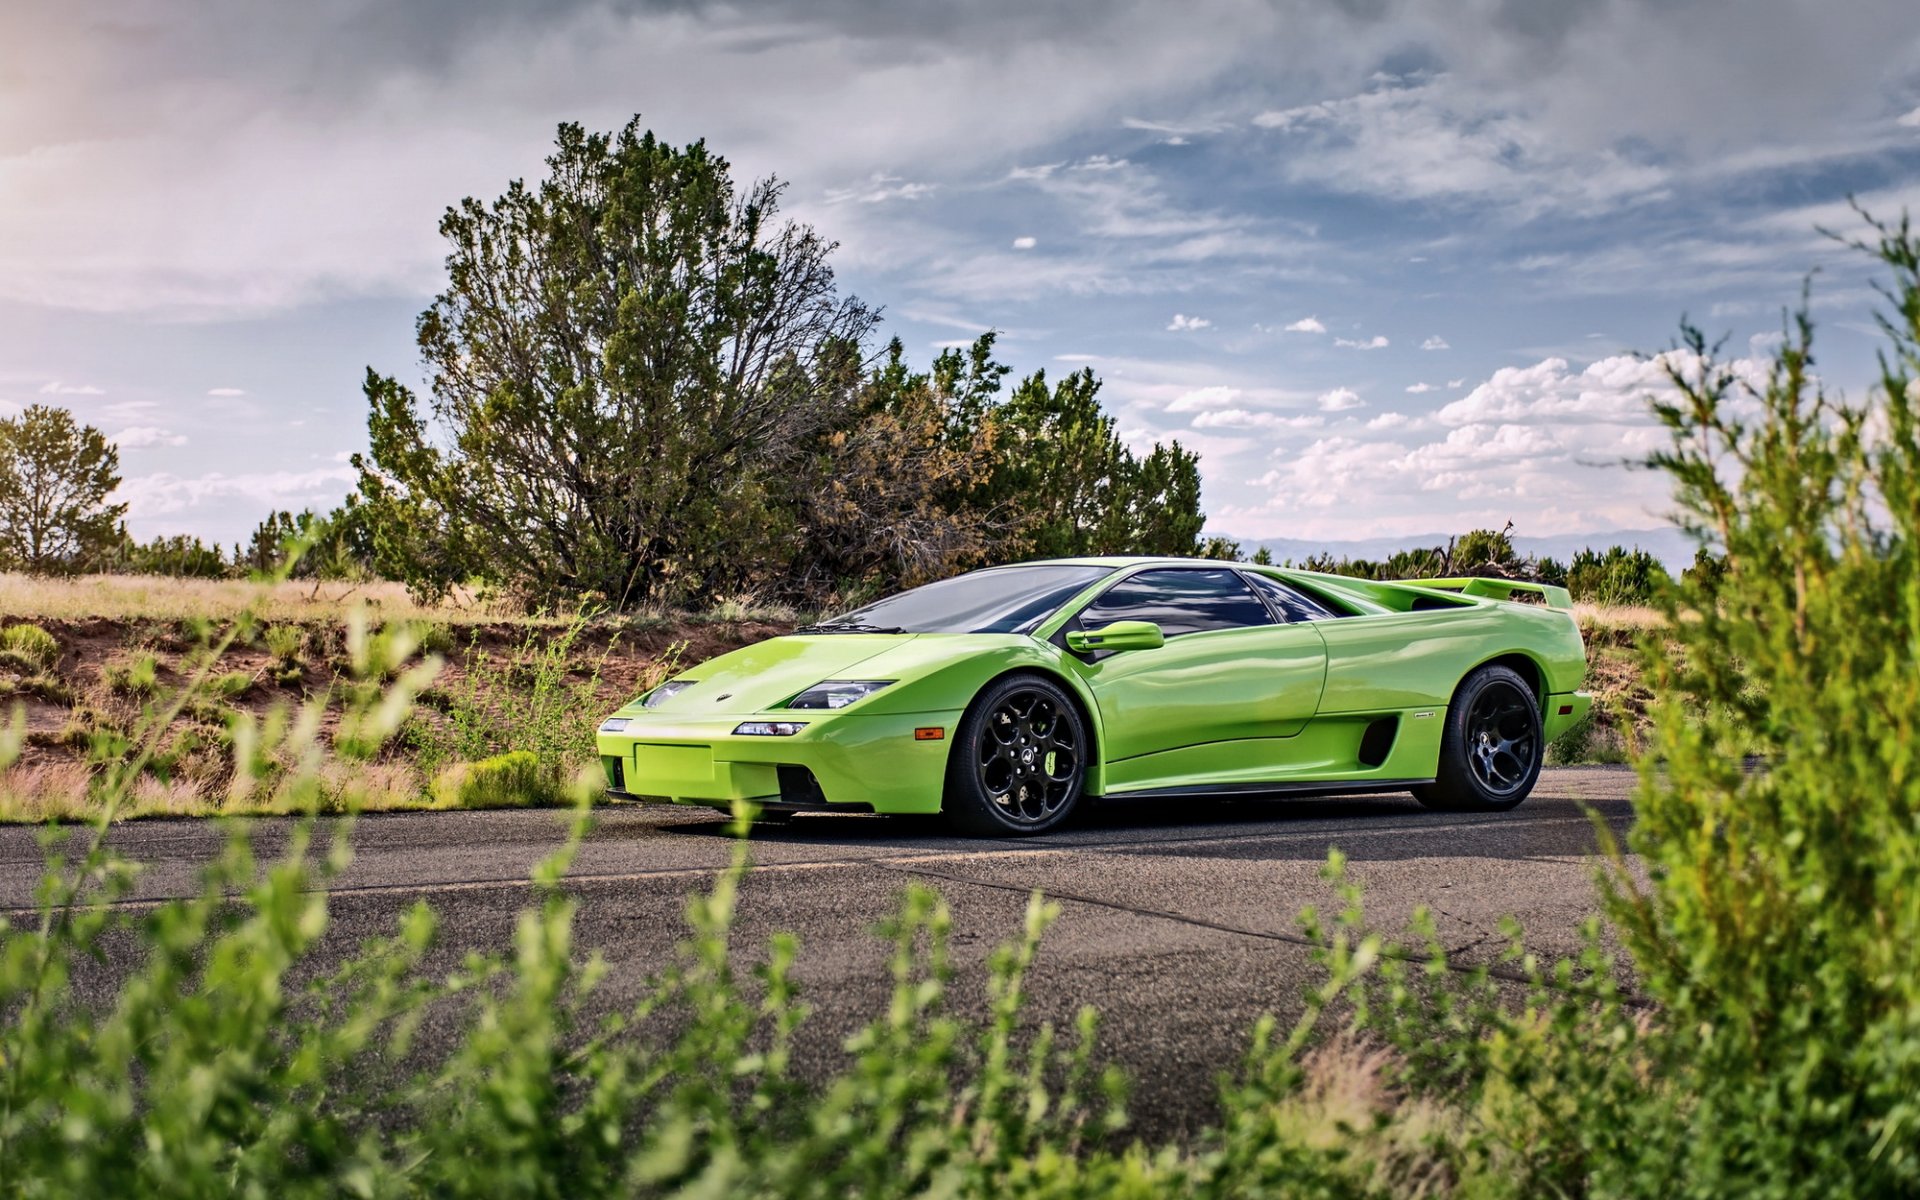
[944,674,1088,836]
[1414,665,1543,812]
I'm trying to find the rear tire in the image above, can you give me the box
[944,674,1088,836]
[1414,665,1543,812]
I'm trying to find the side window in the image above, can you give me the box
[1243,572,1341,622]
[1078,568,1274,638]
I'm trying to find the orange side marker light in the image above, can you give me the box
[914,727,945,741]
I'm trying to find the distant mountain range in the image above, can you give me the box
[1216,527,1697,573]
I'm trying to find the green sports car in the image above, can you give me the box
[595,558,1591,835]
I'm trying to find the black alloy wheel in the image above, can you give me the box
[945,675,1088,835]
[1414,664,1544,812]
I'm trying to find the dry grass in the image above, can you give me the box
[0,573,535,625]
[1575,602,1663,632]
[0,757,438,823]
[0,574,816,631]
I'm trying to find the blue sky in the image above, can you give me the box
[3,0,1918,550]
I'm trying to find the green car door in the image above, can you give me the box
[1062,566,1329,792]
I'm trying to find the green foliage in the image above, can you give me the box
[263,623,307,685]
[1566,544,1669,605]
[0,404,126,574]
[1286,215,1920,1197]
[356,118,878,608]
[0,623,60,673]
[237,504,372,580]
[1599,214,1920,1193]
[429,749,560,809]
[110,533,231,578]
[206,670,255,699]
[972,359,1205,560]
[794,333,1207,597]
[102,652,161,697]
[1450,522,1520,574]
[410,619,611,784]
[354,122,1206,610]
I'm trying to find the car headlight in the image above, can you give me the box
[787,680,894,710]
[734,721,809,736]
[641,680,696,708]
[599,717,632,733]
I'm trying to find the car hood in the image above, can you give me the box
[628,634,923,716]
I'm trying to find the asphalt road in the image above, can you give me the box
[0,767,1639,1140]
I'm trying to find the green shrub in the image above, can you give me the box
[0,622,59,673]
[102,652,160,697]
[206,669,255,699]
[407,618,610,782]
[263,622,305,662]
[430,749,561,809]
[1311,215,1920,1198]
[1566,544,1670,605]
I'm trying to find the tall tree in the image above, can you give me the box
[0,404,126,575]
[787,338,1001,596]
[355,119,877,606]
[972,358,1206,559]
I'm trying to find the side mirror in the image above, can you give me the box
[1066,620,1166,654]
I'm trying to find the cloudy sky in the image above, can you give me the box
[3,0,1918,549]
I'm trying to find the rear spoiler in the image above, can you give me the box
[1401,577,1574,610]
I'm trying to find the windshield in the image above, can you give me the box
[804,564,1114,635]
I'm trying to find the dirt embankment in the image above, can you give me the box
[0,612,789,821]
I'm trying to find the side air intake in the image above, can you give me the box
[1357,717,1399,769]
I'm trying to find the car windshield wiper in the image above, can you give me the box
[794,621,909,634]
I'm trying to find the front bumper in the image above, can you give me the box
[595,709,963,815]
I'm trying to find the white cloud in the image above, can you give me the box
[113,426,188,448]
[1167,313,1212,332]
[1282,316,1327,333]
[1192,408,1324,430]
[823,173,935,204]
[1121,116,1228,139]
[1250,75,1671,216]
[1421,336,1450,350]
[1317,387,1364,412]
[1071,155,1130,172]
[117,465,356,518]
[1334,335,1389,349]
[1405,382,1435,394]
[1447,378,1466,388]
[1366,412,1412,430]
[207,387,247,397]
[1899,106,1920,129]
[1167,385,1240,412]
[1435,351,1768,427]
[38,381,104,396]
[1011,236,1037,250]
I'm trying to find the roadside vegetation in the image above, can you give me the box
[1,214,1915,1194]
[0,587,1660,822]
